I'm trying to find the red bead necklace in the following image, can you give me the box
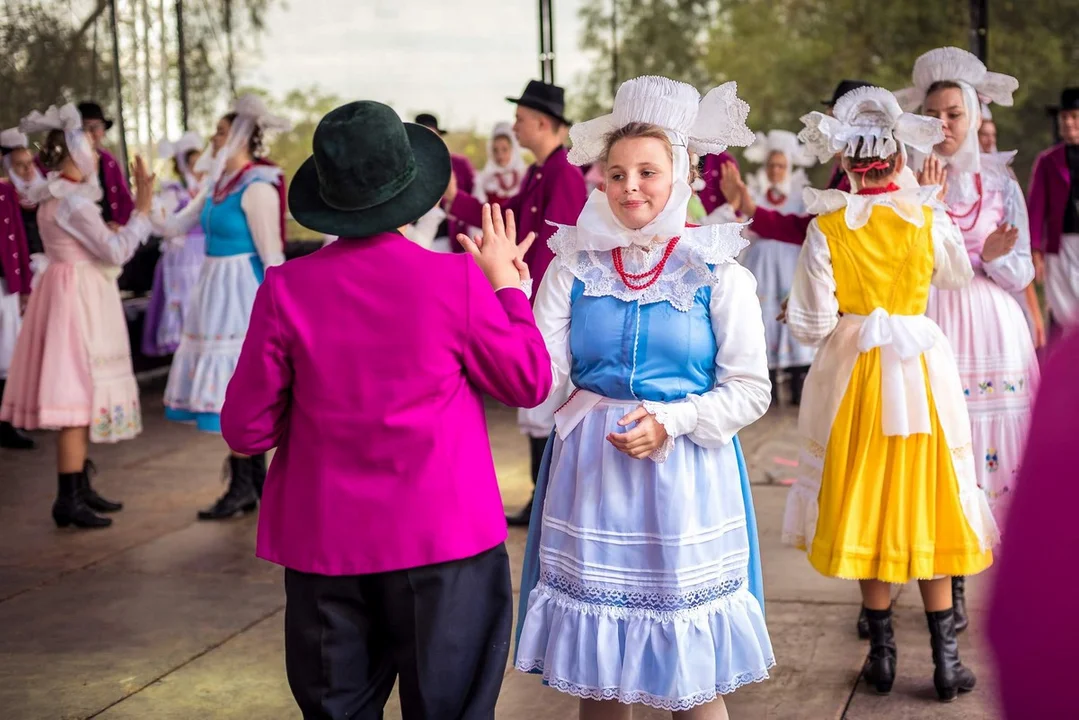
[612,237,680,290]
[946,174,984,232]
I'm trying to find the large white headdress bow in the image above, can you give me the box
[19,103,98,179]
[799,86,944,163]
[893,47,1018,113]
[568,76,753,250]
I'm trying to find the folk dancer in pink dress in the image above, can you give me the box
[0,104,155,529]
[141,131,207,356]
[896,46,1037,632]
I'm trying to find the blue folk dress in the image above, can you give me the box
[515,222,776,711]
[163,165,281,432]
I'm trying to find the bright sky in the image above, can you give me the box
[247,0,593,132]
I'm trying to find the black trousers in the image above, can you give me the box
[284,544,512,720]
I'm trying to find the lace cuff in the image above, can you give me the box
[640,399,699,463]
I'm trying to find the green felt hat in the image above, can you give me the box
[288,101,451,238]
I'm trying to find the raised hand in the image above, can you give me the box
[918,155,948,201]
[980,223,1019,264]
[132,156,156,215]
[456,203,535,290]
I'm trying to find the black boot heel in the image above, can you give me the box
[927,609,976,702]
[862,608,896,695]
[198,456,260,521]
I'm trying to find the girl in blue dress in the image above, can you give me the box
[155,95,290,520]
[515,76,775,718]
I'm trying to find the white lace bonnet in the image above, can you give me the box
[19,103,97,178]
[194,94,291,185]
[0,128,28,154]
[798,86,944,164]
[743,129,815,168]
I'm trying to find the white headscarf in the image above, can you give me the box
[158,130,205,191]
[743,129,815,198]
[894,47,1018,204]
[567,76,754,251]
[193,94,291,186]
[0,128,45,199]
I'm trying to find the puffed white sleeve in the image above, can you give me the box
[54,195,151,266]
[530,256,575,400]
[786,219,839,346]
[931,202,975,290]
[241,182,285,268]
[982,178,1035,293]
[152,187,207,238]
[641,261,771,459]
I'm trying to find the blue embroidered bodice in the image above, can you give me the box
[568,278,717,402]
[200,174,273,280]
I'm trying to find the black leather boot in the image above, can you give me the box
[197,456,258,521]
[862,608,897,695]
[507,437,546,527]
[926,609,976,702]
[53,472,111,529]
[951,576,969,633]
[250,453,268,499]
[79,459,123,512]
[768,369,779,407]
[789,365,810,407]
[857,606,870,640]
[0,381,34,449]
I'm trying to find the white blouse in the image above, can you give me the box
[54,194,152,267]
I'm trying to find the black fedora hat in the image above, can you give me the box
[822,79,872,106]
[289,101,451,239]
[1048,87,1079,115]
[507,80,571,126]
[414,113,446,136]
[77,101,114,130]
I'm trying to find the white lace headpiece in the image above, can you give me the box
[566,76,753,251]
[743,130,814,168]
[19,103,97,179]
[0,128,28,153]
[159,130,205,190]
[799,86,944,164]
[482,121,526,176]
[194,94,291,185]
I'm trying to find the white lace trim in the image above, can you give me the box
[548,223,748,312]
[943,149,1016,208]
[27,173,103,205]
[640,399,698,463]
[513,664,775,710]
[803,186,939,229]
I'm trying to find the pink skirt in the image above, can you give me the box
[927,275,1038,525]
[0,261,141,443]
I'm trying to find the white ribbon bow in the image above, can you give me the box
[855,308,936,437]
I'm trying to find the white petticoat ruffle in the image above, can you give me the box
[547,222,748,313]
[164,254,260,417]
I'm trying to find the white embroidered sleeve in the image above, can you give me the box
[153,187,207,238]
[241,182,285,268]
[982,179,1035,293]
[787,219,839,346]
[54,196,151,266]
[931,202,975,290]
[643,262,771,460]
[531,257,575,401]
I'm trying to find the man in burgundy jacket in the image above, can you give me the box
[78,102,134,226]
[442,80,588,526]
[0,185,33,449]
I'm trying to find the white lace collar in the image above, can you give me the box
[26,172,103,206]
[549,221,748,312]
[803,185,939,229]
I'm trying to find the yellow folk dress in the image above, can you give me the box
[782,186,998,583]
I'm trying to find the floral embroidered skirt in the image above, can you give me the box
[164,253,261,433]
[515,401,774,711]
[0,261,141,442]
[928,275,1039,526]
[739,239,815,370]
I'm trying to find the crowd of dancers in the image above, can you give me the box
[0,42,1076,719]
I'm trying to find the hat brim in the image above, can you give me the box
[288,123,452,239]
[507,97,571,126]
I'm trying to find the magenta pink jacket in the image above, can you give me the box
[988,328,1079,717]
[1027,143,1071,255]
[220,233,553,576]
